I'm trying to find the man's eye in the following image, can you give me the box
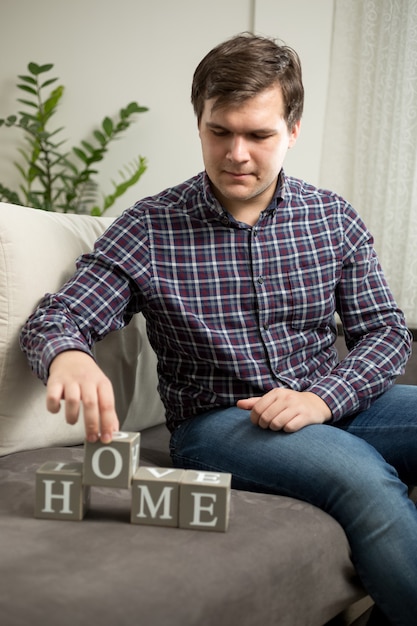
[212,130,229,137]
[252,134,271,140]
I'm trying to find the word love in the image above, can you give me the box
[35,432,231,532]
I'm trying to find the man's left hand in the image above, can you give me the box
[237,389,332,432]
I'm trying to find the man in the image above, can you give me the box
[21,34,417,623]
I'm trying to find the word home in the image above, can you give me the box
[35,432,231,532]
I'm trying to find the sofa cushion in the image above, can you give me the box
[0,438,365,626]
[0,202,164,457]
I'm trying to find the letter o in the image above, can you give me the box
[91,447,123,479]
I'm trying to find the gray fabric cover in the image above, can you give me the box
[0,424,365,626]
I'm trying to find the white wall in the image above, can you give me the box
[255,0,334,185]
[0,0,334,215]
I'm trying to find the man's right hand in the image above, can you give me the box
[46,350,119,444]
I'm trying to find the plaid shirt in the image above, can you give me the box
[21,171,411,431]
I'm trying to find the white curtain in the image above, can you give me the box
[320,0,417,327]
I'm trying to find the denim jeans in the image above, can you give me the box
[169,384,417,625]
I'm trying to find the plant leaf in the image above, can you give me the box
[17,84,37,95]
[28,62,53,75]
[102,117,113,136]
[18,75,37,85]
[120,102,149,118]
[97,156,147,214]
[43,85,64,115]
[81,140,95,154]
[47,126,66,140]
[93,130,106,145]
[18,112,39,124]
[17,98,38,109]
[14,161,30,180]
[0,183,21,205]
[73,147,88,163]
[127,101,149,114]
[115,120,129,133]
[88,151,104,163]
[29,163,46,179]
[41,78,58,89]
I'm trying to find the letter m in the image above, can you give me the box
[135,485,174,520]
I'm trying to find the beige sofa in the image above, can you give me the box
[0,201,370,626]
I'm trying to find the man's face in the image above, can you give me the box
[198,85,301,224]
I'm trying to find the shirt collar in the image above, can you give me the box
[201,172,224,218]
[201,169,287,224]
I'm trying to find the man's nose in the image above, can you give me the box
[227,136,250,162]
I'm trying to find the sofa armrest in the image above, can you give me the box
[0,202,164,457]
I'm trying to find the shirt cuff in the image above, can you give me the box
[40,338,94,384]
[306,377,361,421]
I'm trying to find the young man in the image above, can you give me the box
[21,34,417,623]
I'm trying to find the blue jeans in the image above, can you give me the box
[169,385,417,625]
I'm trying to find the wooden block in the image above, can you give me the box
[179,470,232,532]
[131,467,185,527]
[83,431,140,488]
[35,461,90,521]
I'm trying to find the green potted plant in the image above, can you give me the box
[0,62,148,215]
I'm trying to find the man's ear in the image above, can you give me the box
[289,119,302,148]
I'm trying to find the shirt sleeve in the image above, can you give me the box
[307,205,412,420]
[20,208,150,384]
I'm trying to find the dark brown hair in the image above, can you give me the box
[191,32,304,130]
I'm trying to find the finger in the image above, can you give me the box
[62,382,82,425]
[254,396,289,428]
[46,380,64,414]
[236,397,261,410]
[247,390,287,426]
[282,415,309,433]
[98,411,118,443]
[97,378,118,444]
[81,384,101,442]
[258,409,287,429]
[251,404,271,426]
[268,408,300,431]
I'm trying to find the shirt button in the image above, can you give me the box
[257,276,264,284]
[263,324,269,331]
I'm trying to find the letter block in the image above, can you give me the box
[179,470,232,532]
[131,467,185,527]
[83,431,140,488]
[34,445,233,531]
[35,461,90,521]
